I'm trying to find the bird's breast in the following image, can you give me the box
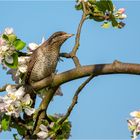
[29,47,59,82]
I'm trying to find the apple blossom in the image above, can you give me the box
[117,8,125,14]
[4,27,14,35]
[28,43,39,51]
[0,85,35,118]
[0,37,6,46]
[24,107,35,116]
[18,56,30,73]
[37,124,49,139]
[130,111,140,118]
[128,110,140,140]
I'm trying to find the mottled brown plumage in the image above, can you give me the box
[25,31,73,84]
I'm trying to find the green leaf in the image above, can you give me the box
[2,34,9,41]
[5,53,18,69]
[1,115,11,131]
[88,0,96,5]
[16,125,26,136]
[95,0,113,13]
[75,3,83,10]
[14,39,26,50]
[8,34,17,43]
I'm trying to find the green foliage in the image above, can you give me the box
[13,39,26,50]
[45,115,71,139]
[1,115,11,131]
[8,34,17,43]
[15,125,26,136]
[95,0,113,13]
[75,0,126,29]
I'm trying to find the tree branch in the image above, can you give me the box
[33,87,58,135]
[0,84,8,92]
[59,74,94,125]
[70,11,86,67]
[32,60,140,90]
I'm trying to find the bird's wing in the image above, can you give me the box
[25,40,48,83]
[25,49,39,83]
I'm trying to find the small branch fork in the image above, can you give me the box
[60,1,87,67]
[59,74,94,125]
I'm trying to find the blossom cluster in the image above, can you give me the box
[0,27,16,64]
[0,85,35,118]
[128,111,140,140]
[114,8,127,20]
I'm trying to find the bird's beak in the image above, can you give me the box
[64,33,74,38]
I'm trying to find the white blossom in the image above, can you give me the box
[22,94,32,106]
[24,107,35,116]
[37,124,49,139]
[0,37,5,46]
[28,43,39,51]
[130,111,140,118]
[0,85,35,118]
[128,110,140,140]
[37,131,48,139]
[118,14,127,20]
[4,27,14,35]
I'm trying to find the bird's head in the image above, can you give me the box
[47,31,74,47]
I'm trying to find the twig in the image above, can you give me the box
[0,84,8,92]
[58,74,94,124]
[60,53,71,58]
[70,13,86,67]
[60,2,87,67]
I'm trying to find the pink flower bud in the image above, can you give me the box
[117,8,125,14]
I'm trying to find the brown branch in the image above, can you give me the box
[59,74,94,125]
[60,53,71,58]
[32,60,140,90]
[66,2,87,67]
[59,2,87,67]
[33,87,58,135]
[0,84,8,92]
[70,11,86,67]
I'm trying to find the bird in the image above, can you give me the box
[23,31,73,137]
[25,31,73,84]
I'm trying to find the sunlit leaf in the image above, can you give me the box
[8,34,17,43]
[1,115,11,131]
[14,39,26,50]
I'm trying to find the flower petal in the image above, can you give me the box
[130,111,140,118]
[24,107,35,116]
[22,94,31,106]
[37,131,48,139]
[5,56,14,64]
[6,85,16,93]
[4,27,14,35]
[28,43,39,51]
[14,86,25,99]
[39,124,48,132]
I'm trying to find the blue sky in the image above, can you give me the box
[0,1,140,139]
